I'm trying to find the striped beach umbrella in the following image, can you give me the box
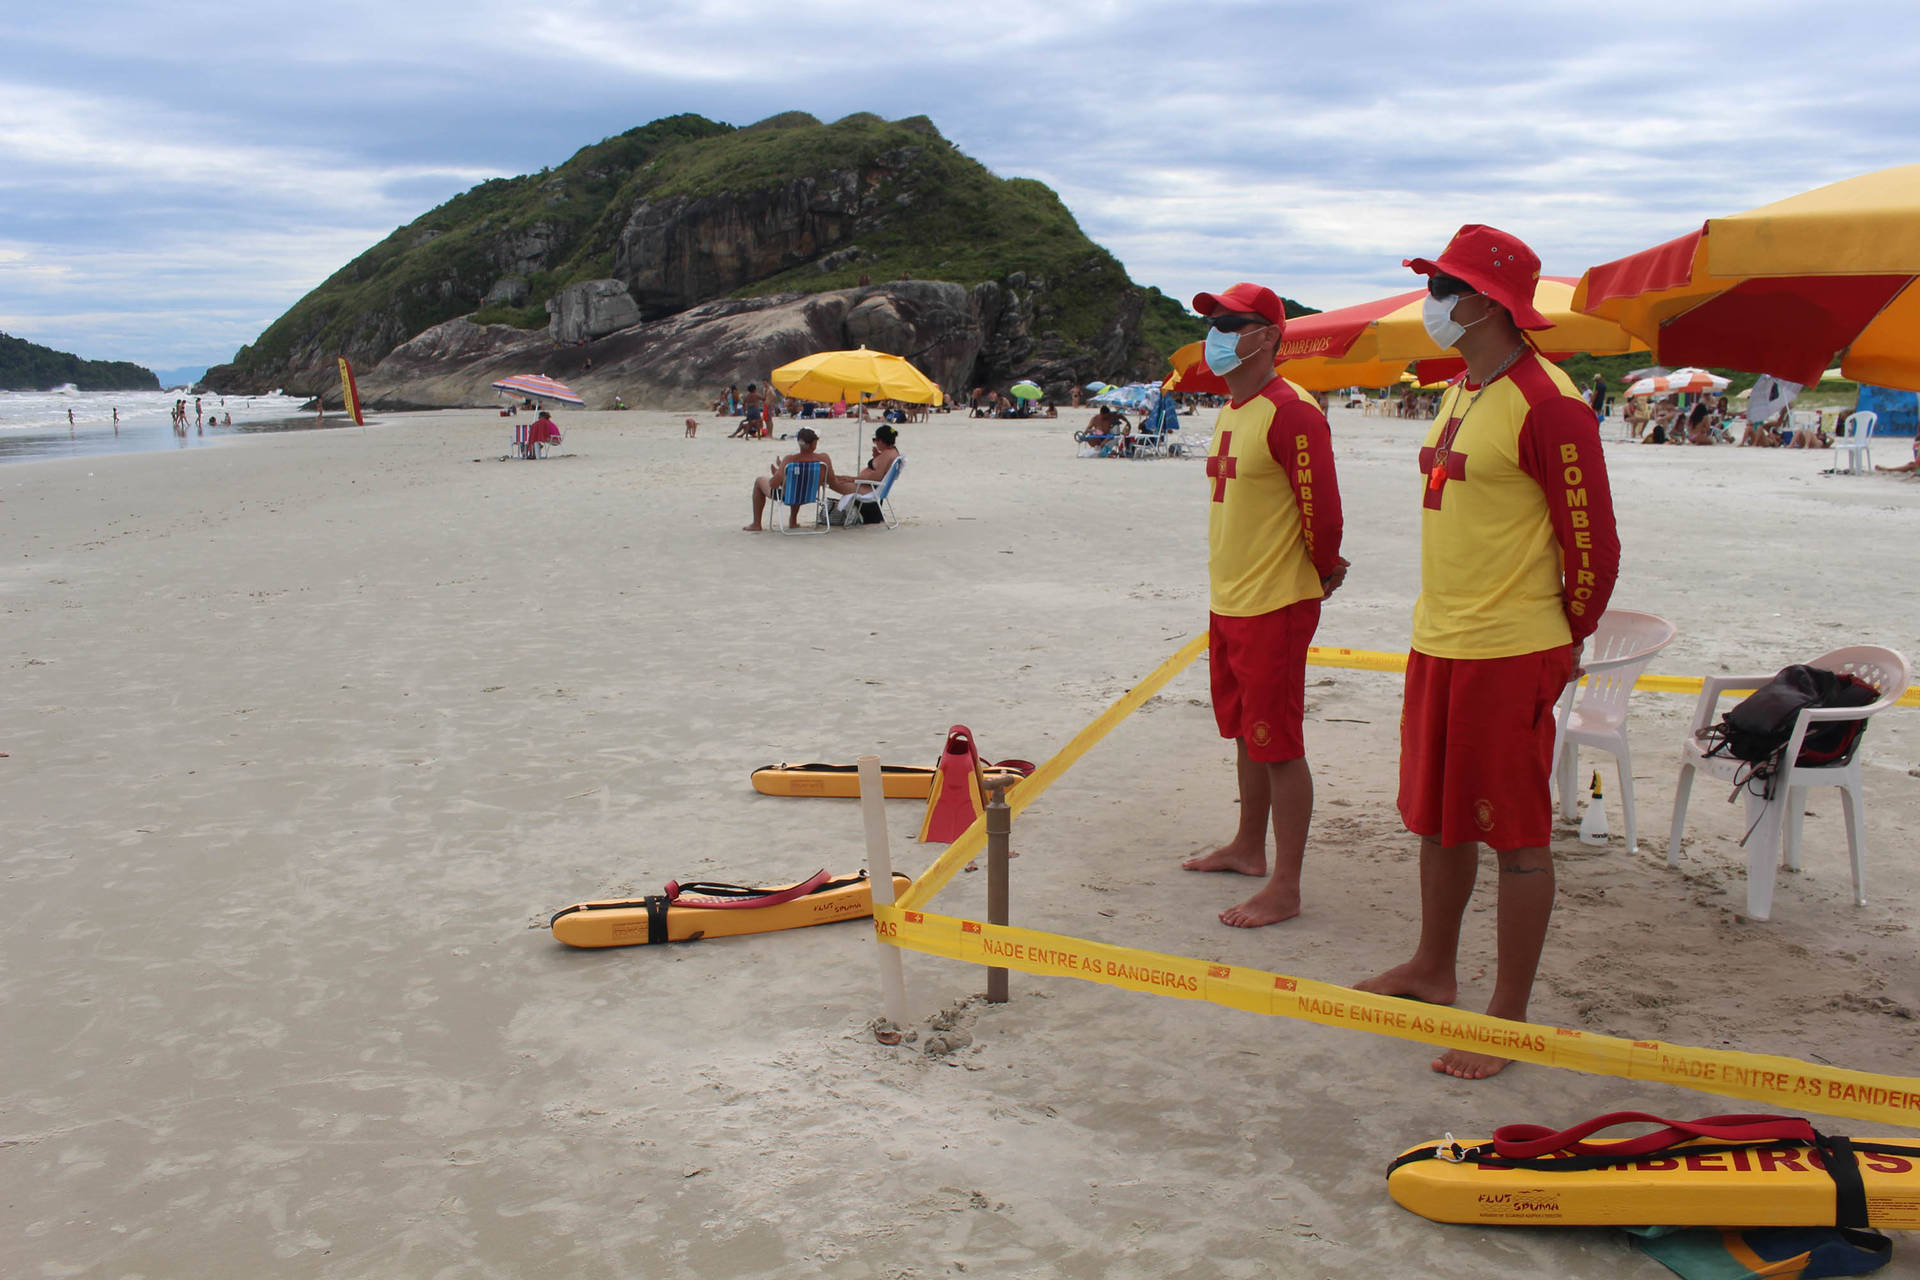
[491,374,585,406]
[1575,163,1920,389]
[1624,368,1729,397]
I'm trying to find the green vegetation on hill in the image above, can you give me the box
[0,332,158,391]
[217,110,1215,389]
[227,114,732,377]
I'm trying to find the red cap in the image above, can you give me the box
[1191,282,1286,333]
[1404,225,1550,330]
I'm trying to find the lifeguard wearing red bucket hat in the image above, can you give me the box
[1404,225,1551,330]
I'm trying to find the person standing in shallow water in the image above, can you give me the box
[1355,225,1620,1080]
[1179,282,1347,929]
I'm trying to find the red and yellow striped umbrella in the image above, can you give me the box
[1574,164,1920,389]
[1166,277,1644,393]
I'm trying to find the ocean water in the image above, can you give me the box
[0,387,336,464]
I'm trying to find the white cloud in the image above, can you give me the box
[6,0,1920,365]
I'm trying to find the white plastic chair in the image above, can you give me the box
[1668,645,1910,921]
[772,460,829,535]
[834,456,904,529]
[1552,609,1679,851]
[1830,410,1876,474]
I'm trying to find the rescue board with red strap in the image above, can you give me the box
[550,870,910,948]
[1387,1112,1920,1227]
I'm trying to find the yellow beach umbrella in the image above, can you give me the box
[770,346,942,405]
[1574,163,1920,389]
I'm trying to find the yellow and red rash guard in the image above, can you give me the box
[1207,376,1344,617]
[1412,351,1619,658]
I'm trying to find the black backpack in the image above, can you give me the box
[1698,664,1879,801]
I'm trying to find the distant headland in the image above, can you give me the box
[1,332,160,392]
[202,111,1308,409]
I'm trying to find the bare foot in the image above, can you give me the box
[742,523,762,531]
[1181,843,1266,875]
[1220,889,1300,928]
[1352,962,1457,1006]
[1432,1048,1511,1079]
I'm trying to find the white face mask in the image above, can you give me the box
[1422,292,1484,349]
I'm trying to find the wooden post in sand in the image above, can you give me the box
[984,775,1014,1004]
[857,755,910,1026]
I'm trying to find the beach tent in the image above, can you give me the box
[1856,385,1920,436]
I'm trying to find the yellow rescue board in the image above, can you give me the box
[1388,1135,1920,1228]
[751,762,1027,799]
[551,871,910,948]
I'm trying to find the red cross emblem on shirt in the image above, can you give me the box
[1417,421,1468,510]
[1207,431,1236,502]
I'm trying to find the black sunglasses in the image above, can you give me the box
[1427,274,1477,300]
[1207,314,1269,333]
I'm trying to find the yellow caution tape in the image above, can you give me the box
[895,633,1208,911]
[1308,644,1920,707]
[874,904,1920,1129]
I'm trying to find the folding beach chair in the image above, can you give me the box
[772,460,829,535]
[833,456,905,529]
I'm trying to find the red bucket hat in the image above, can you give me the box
[1191,282,1286,333]
[1404,225,1550,330]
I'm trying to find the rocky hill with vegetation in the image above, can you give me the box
[1,333,159,392]
[202,112,1223,404]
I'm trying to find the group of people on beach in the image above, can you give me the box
[168,397,230,435]
[1184,225,1620,1081]
[742,423,900,531]
[715,383,939,442]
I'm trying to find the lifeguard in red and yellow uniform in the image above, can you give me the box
[1179,282,1348,930]
[1357,226,1621,1080]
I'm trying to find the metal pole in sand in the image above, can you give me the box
[984,775,1014,1004]
[857,754,910,1026]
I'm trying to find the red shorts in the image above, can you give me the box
[1209,599,1321,763]
[1397,646,1573,851]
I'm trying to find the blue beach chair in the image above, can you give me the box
[773,460,829,535]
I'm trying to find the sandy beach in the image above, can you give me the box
[6,404,1920,1278]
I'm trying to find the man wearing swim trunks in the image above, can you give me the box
[1357,226,1620,1079]
[1180,282,1347,928]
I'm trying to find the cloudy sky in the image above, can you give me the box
[5,0,1917,378]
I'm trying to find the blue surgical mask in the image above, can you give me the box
[1204,326,1247,375]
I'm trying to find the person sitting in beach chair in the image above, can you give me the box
[1622,397,1647,440]
[827,425,905,526]
[744,427,838,531]
[827,425,901,500]
[514,409,563,459]
[1078,406,1129,456]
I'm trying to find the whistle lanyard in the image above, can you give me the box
[1428,390,1482,490]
